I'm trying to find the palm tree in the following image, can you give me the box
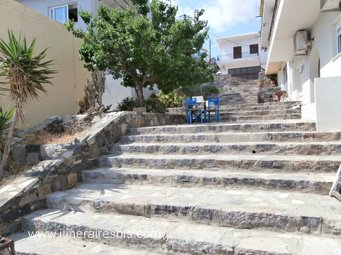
[0,31,55,177]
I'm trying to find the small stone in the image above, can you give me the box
[12,145,27,163]
[19,193,37,207]
[51,176,67,192]
[66,173,78,188]
[26,152,40,165]
[37,185,52,199]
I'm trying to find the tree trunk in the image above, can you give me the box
[135,85,145,107]
[0,110,17,178]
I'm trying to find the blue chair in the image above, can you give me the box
[207,97,221,123]
[184,98,197,124]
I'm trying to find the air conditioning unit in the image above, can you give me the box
[294,30,311,56]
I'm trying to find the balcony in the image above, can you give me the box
[217,52,261,70]
[217,52,260,62]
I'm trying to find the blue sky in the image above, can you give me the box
[171,0,261,58]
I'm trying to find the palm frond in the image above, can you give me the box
[0,30,56,121]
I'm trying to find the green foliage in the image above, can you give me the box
[67,0,214,106]
[0,30,55,121]
[0,108,15,150]
[157,90,184,108]
[117,90,184,113]
[180,84,221,98]
[144,94,167,113]
[0,31,55,176]
[204,86,220,94]
[117,97,139,111]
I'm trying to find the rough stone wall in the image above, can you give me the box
[0,112,184,235]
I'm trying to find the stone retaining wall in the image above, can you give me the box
[0,112,184,235]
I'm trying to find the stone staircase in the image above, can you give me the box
[10,80,341,254]
[11,119,341,254]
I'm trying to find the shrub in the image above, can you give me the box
[203,86,220,94]
[117,97,139,111]
[157,90,184,108]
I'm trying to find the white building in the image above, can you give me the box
[216,33,267,79]
[260,0,341,131]
[16,0,154,110]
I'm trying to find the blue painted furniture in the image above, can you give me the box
[184,98,198,124]
[207,97,221,123]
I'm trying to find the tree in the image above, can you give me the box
[0,31,55,177]
[78,70,106,113]
[67,0,215,106]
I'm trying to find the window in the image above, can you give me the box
[49,3,78,24]
[233,46,242,59]
[250,44,259,54]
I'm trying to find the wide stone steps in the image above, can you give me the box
[99,153,341,173]
[110,142,341,156]
[127,120,316,135]
[12,233,160,255]
[219,101,301,111]
[219,109,301,116]
[82,167,334,194]
[19,209,341,255]
[44,183,341,236]
[219,113,301,122]
[120,131,341,144]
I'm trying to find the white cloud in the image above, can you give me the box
[174,0,260,33]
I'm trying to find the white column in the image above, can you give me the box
[286,61,295,100]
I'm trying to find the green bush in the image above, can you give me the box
[157,90,184,108]
[117,91,185,113]
[117,97,138,111]
[144,94,167,113]
[179,85,220,97]
[203,86,220,94]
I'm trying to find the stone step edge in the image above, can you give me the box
[100,154,341,173]
[82,167,334,194]
[127,120,316,132]
[109,142,341,156]
[45,184,341,237]
[11,232,162,255]
[121,130,341,139]
[21,209,341,255]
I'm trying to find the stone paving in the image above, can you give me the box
[11,84,341,254]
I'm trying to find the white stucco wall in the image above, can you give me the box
[312,12,339,77]
[102,76,133,110]
[315,76,341,131]
[284,12,340,103]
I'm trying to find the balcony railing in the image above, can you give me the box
[217,52,259,62]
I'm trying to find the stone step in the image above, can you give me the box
[220,104,301,112]
[120,131,341,144]
[11,233,161,255]
[99,153,341,173]
[45,183,341,236]
[110,142,341,156]
[219,114,301,122]
[21,209,341,255]
[220,101,301,108]
[127,120,316,135]
[219,109,301,116]
[82,167,334,194]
